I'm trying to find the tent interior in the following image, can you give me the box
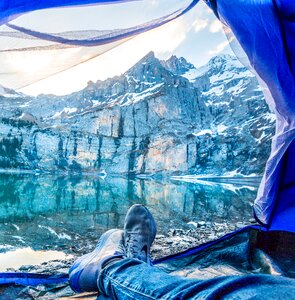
[0,0,295,299]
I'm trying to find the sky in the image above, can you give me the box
[0,0,233,96]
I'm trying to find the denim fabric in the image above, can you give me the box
[98,258,295,299]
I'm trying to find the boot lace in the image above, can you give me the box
[124,232,152,264]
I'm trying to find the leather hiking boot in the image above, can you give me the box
[124,204,157,265]
[69,229,124,293]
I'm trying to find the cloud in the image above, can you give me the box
[151,0,159,6]
[142,18,189,55]
[193,18,208,32]
[208,40,229,55]
[209,19,223,33]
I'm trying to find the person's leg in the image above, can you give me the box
[69,229,125,293]
[69,204,157,293]
[70,205,295,299]
[99,259,295,300]
[99,258,202,299]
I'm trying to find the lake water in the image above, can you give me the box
[0,173,260,270]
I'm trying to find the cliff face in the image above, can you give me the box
[0,52,275,176]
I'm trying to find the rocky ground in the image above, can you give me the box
[11,219,256,273]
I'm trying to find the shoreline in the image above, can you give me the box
[0,168,262,180]
[4,220,255,294]
[9,219,255,273]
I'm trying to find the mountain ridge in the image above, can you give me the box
[0,52,275,176]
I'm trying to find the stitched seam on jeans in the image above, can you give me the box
[104,273,157,300]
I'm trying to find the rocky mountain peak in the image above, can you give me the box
[0,84,23,98]
[160,55,194,76]
[125,51,174,83]
[207,54,246,76]
[139,50,156,62]
[208,55,228,70]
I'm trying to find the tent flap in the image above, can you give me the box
[207,0,295,230]
[156,226,295,279]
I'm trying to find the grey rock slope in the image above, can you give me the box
[0,52,275,176]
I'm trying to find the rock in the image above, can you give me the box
[19,265,34,271]
[205,221,212,228]
[207,233,216,239]
[187,221,199,228]
[236,222,247,228]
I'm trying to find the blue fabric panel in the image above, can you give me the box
[275,0,295,76]
[214,0,295,227]
[4,0,200,47]
[282,21,295,73]
[0,0,136,20]
[275,0,295,21]
[1,0,200,46]
[0,1,138,26]
[0,272,68,286]
[269,138,295,231]
[270,189,295,232]
[281,137,295,187]
[153,225,264,264]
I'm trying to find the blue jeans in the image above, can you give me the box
[97,258,295,299]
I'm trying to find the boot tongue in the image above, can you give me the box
[101,255,124,270]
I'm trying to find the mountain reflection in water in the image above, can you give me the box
[0,173,259,255]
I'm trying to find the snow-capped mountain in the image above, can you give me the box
[0,52,275,176]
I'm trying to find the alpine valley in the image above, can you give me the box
[0,52,275,177]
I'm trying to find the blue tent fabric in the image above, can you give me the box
[0,272,68,286]
[0,0,139,26]
[207,0,295,230]
[0,0,200,46]
[269,138,295,232]
[5,1,199,47]
[155,226,295,278]
[275,0,295,22]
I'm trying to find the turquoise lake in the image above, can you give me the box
[0,173,260,269]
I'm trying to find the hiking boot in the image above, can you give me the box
[124,204,157,265]
[69,229,124,293]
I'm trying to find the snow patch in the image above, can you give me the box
[0,85,5,95]
[183,66,207,81]
[12,224,20,231]
[50,107,78,119]
[38,225,72,240]
[120,83,164,106]
[192,125,228,137]
[171,175,258,193]
[216,124,228,133]
[192,129,213,137]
